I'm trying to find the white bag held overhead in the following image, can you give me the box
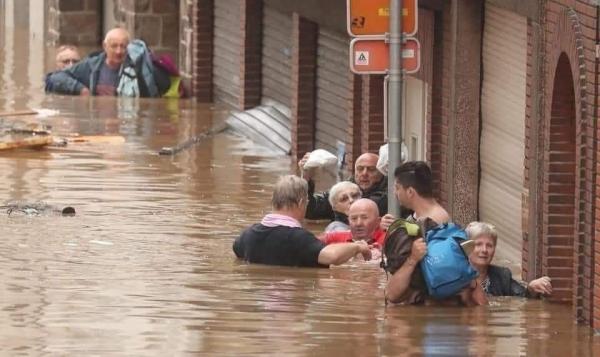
[303,149,338,169]
[377,142,408,176]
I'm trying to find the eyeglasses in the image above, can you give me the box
[60,58,80,65]
[337,191,362,203]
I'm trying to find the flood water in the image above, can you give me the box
[1,2,600,356]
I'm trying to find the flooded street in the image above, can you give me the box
[1,3,600,357]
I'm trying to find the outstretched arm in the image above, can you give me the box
[385,238,426,303]
[318,241,371,266]
[527,276,553,296]
[46,61,91,95]
[305,178,335,220]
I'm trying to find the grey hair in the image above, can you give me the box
[465,221,498,245]
[56,45,78,54]
[103,27,130,44]
[272,175,308,210]
[328,181,361,207]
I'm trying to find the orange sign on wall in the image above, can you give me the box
[347,0,417,37]
[349,37,420,74]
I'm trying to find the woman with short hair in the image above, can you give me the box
[466,221,553,297]
[324,181,362,232]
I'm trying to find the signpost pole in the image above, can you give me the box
[387,0,403,217]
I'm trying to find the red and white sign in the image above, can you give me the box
[349,37,420,74]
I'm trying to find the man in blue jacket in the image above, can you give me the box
[46,28,168,97]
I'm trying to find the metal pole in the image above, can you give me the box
[387,0,403,217]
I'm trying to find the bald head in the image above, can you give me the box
[104,28,130,44]
[354,153,383,191]
[103,28,130,68]
[348,198,381,240]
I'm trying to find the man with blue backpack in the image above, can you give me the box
[382,161,486,306]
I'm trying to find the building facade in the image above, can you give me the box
[47,0,600,329]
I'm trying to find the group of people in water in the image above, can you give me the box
[233,151,553,306]
[45,28,184,98]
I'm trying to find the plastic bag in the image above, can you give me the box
[377,142,408,175]
[303,149,338,169]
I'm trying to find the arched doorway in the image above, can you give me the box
[542,52,576,304]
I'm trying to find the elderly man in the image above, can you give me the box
[299,152,388,221]
[320,199,386,248]
[55,45,81,70]
[46,28,167,97]
[233,175,372,267]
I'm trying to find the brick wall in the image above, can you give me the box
[346,74,362,168]
[290,14,317,160]
[541,0,597,327]
[432,6,451,209]
[47,0,101,48]
[239,0,262,110]
[543,54,577,304]
[360,75,385,154]
[179,0,194,87]
[191,0,213,101]
[116,0,179,58]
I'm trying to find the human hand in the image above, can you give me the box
[355,240,372,261]
[409,238,427,262]
[298,152,312,179]
[528,276,552,295]
[80,87,90,96]
[380,214,396,231]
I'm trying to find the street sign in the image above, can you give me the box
[349,37,420,74]
[347,0,418,37]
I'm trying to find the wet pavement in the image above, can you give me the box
[1,1,600,356]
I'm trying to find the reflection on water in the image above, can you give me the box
[1,1,600,356]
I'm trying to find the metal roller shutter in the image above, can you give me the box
[213,0,241,108]
[479,4,527,266]
[315,28,352,154]
[261,6,292,109]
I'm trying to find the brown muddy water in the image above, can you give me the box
[1,2,600,357]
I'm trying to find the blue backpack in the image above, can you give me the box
[420,223,478,299]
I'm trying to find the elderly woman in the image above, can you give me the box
[466,221,553,297]
[324,181,362,232]
[233,175,371,267]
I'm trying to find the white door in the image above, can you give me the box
[403,76,427,161]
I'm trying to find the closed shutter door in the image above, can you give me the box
[261,6,292,109]
[213,0,241,108]
[479,4,527,266]
[315,28,351,154]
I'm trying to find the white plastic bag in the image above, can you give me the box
[377,142,408,175]
[303,149,338,169]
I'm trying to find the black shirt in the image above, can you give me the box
[305,176,389,220]
[233,224,327,268]
[486,265,530,297]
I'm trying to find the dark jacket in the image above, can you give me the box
[45,50,169,97]
[486,265,530,297]
[305,176,388,220]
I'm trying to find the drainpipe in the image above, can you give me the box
[387,0,403,218]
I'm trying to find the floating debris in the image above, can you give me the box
[1,201,76,216]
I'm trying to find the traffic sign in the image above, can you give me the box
[347,0,418,37]
[349,37,420,74]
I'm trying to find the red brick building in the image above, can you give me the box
[48,0,600,329]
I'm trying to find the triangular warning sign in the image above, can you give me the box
[355,51,369,65]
